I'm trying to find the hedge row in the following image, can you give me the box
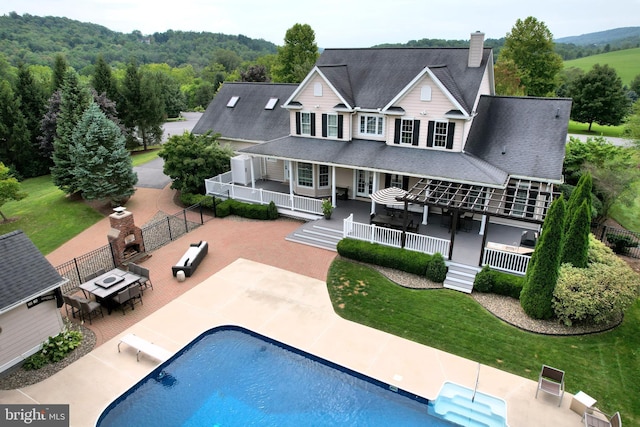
[216,198,279,220]
[336,238,447,283]
[473,265,524,299]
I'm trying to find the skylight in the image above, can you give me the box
[227,96,240,108]
[265,97,278,110]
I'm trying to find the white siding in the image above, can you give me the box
[0,300,64,373]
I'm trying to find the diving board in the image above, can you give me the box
[118,333,172,362]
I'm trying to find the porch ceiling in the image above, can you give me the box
[401,178,561,224]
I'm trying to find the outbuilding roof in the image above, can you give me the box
[0,230,66,313]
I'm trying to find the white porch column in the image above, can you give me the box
[288,161,294,196]
[249,157,256,189]
[370,172,379,215]
[479,215,486,235]
[422,205,429,225]
[331,166,337,207]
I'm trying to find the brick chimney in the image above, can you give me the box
[468,31,485,68]
[107,208,145,268]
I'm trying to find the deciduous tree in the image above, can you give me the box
[0,162,27,222]
[497,17,563,97]
[159,131,233,195]
[272,23,319,83]
[569,64,630,131]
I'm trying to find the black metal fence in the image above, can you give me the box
[56,204,214,294]
[591,223,640,258]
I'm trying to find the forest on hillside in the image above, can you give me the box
[1,12,639,74]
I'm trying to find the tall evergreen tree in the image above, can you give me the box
[137,71,165,149]
[16,63,49,177]
[92,54,117,100]
[70,103,136,205]
[560,200,591,268]
[51,69,90,194]
[520,196,566,319]
[52,54,68,93]
[0,81,31,177]
[38,90,61,159]
[119,58,143,148]
[564,172,592,233]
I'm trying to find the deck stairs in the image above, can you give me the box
[285,221,342,251]
[443,262,480,293]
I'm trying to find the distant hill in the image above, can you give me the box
[564,47,640,85]
[556,27,640,46]
[0,12,277,72]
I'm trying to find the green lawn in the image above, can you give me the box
[567,120,626,138]
[327,258,640,424]
[0,176,105,255]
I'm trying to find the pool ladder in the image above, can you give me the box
[471,363,480,403]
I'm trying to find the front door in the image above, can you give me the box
[356,170,373,197]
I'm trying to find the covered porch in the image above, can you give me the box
[205,174,538,276]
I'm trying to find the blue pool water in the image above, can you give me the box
[97,326,456,426]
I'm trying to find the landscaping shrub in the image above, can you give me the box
[23,328,83,370]
[267,201,279,220]
[606,233,638,255]
[425,252,447,282]
[473,265,524,299]
[554,237,640,326]
[336,238,431,276]
[214,198,277,220]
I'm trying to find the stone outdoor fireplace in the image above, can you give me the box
[107,207,145,267]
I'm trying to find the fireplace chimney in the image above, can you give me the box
[107,208,145,267]
[468,31,485,68]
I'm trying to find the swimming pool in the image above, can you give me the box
[97,326,455,426]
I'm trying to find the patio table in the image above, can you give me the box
[370,214,415,231]
[79,268,142,313]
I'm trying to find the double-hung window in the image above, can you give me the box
[327,115,338,137]
[433,121,449,147]
[301,112,312,135]
[297,163,313,187]
[319,165,329,187]
[359,115,384,136]
[400,119,414,144]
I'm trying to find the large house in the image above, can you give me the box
[198,32,571,286]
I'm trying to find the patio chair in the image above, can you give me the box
[111,287,131,315]
[137,266,153,292]
[84,268,106,282]
[584,410,621,427]
[535,364,565,406]
[78,299,103,325]
[63,294,81,319]
[128,283,143,310]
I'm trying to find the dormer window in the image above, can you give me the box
[265,97,278,110]
[227,96,240,108]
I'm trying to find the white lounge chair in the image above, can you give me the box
[118,333,172,362]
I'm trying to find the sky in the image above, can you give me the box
[2,0,639,48]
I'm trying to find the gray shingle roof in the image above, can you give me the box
[313,48,492,113]
[464,96,572,182]
[240,137,508,186]
[0,230,66,312]
[192,82,297,142]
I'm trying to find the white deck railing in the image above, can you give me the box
[205,174,323,215]
[343,214,450,257]
[482,248,530,274]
